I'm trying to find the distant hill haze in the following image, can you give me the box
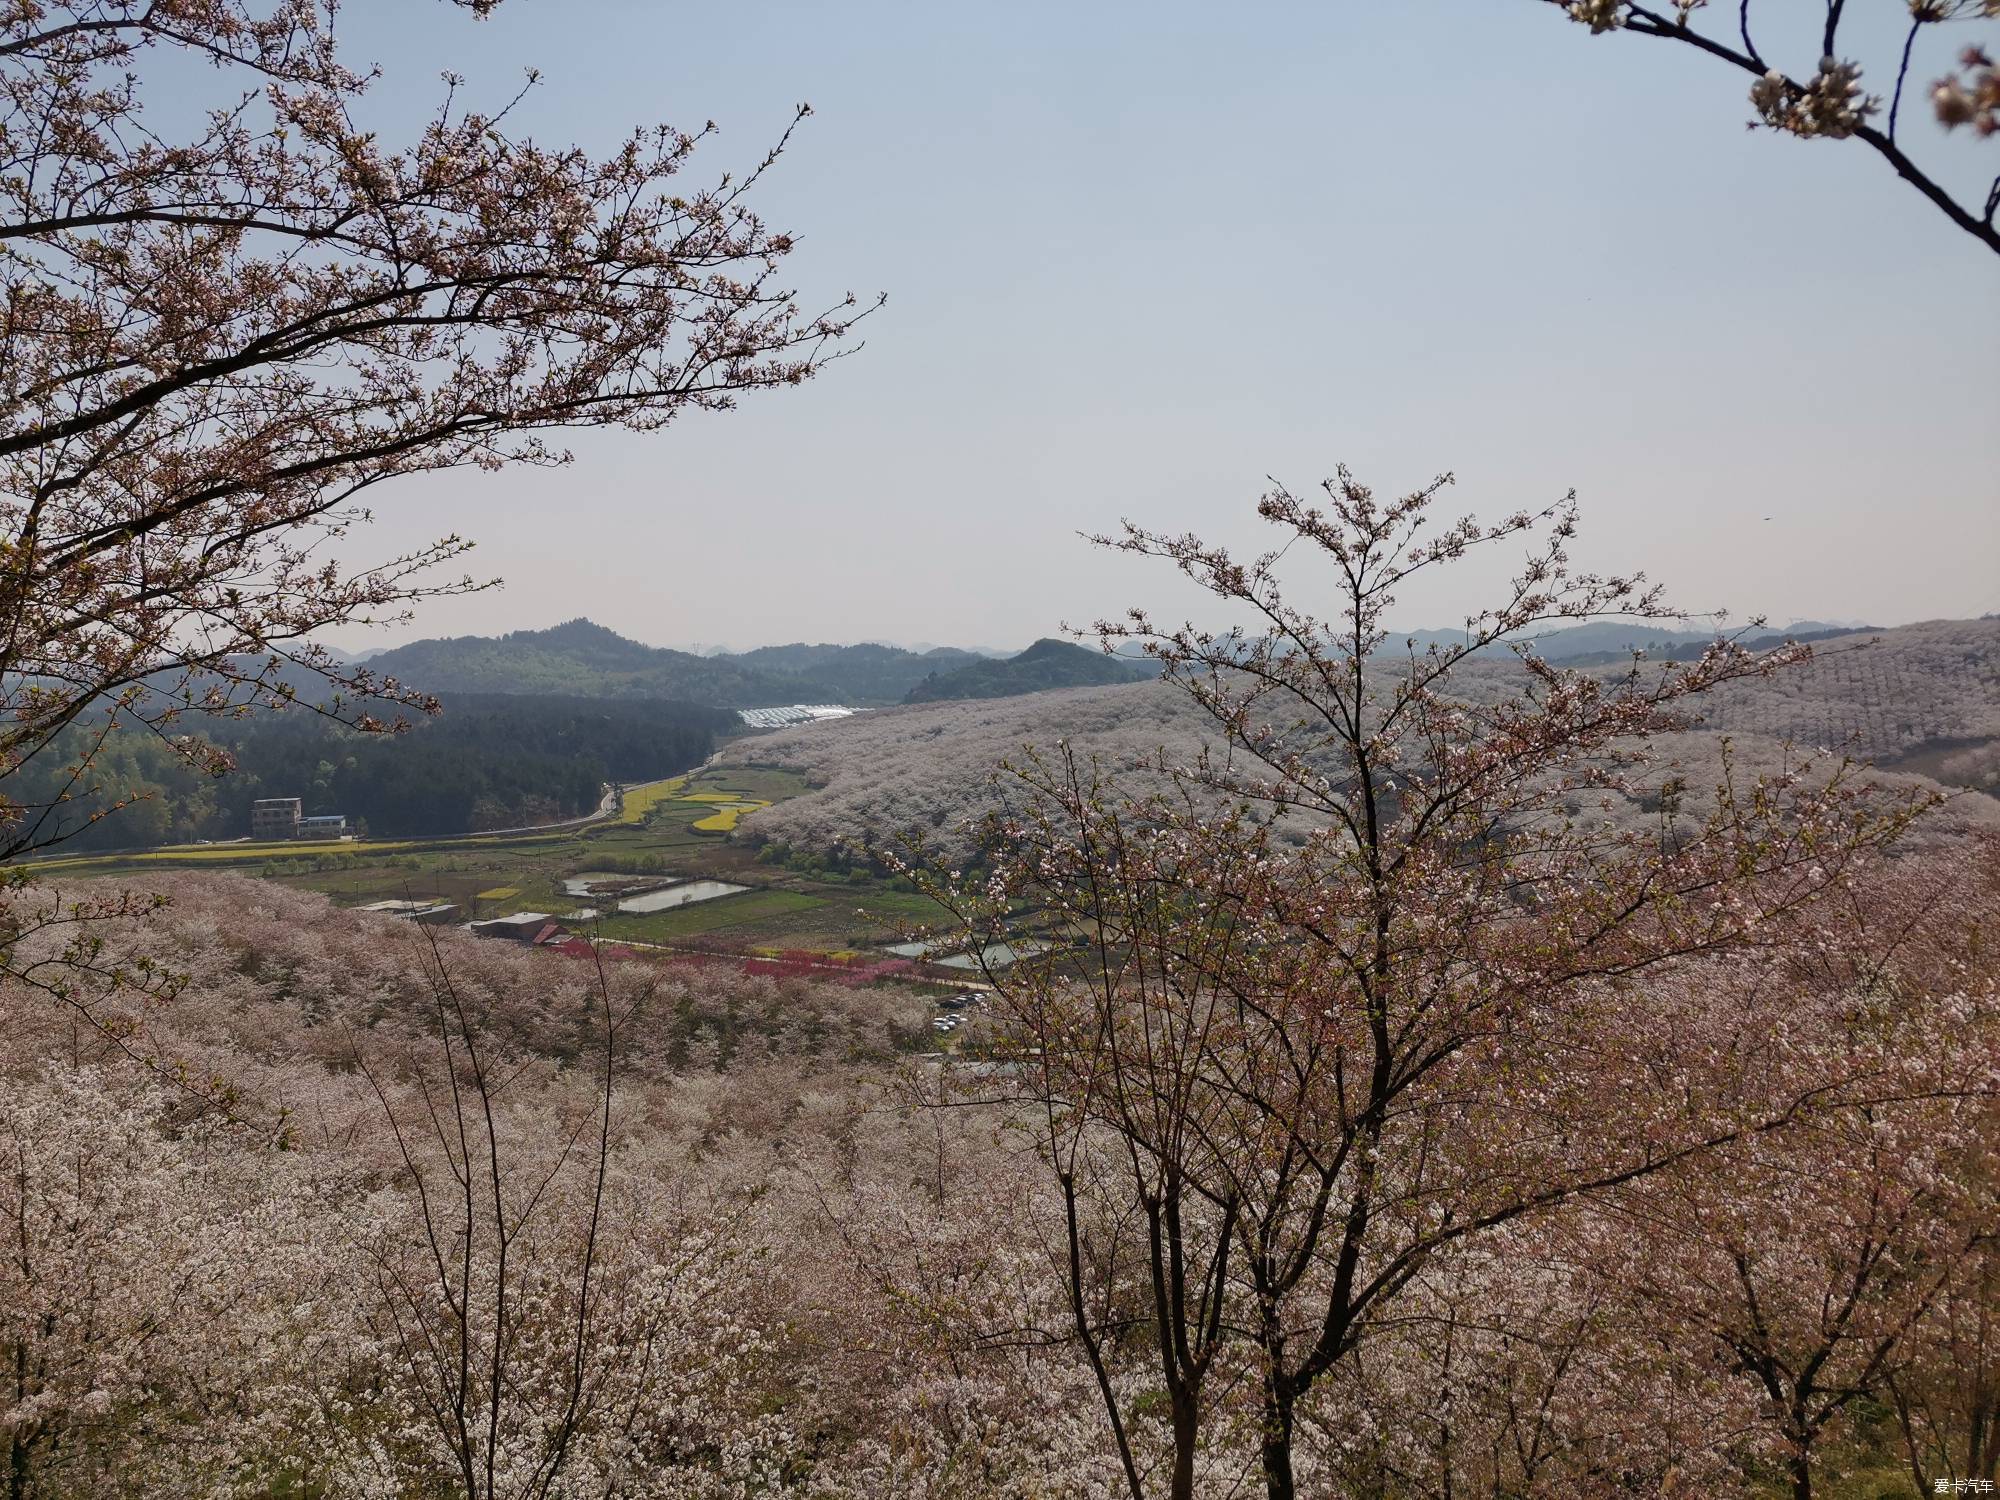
[1381,618,1877,663]
[730,641,989,703]
[346,618,1872,711]
[354,620,988,708]
[902,638,1154,703]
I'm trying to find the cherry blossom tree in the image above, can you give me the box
[796,1093,1181,1498]
[1598,1075,1996,1500]
[0,1066,367,1498]
[1542,0,2000,257]
[913,469,1934,1500]
[0,862,1991,1493]
[0,0,870,863]
[1595,851,2000,1500]
[1298,1222,1757,1497]
[1888,1239,2000,1494]
[352,928,631,1499]
[0,0,871,1102]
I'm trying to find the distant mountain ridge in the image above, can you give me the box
[1384,618,1879,662]
[345,617,1887,711]
[728,641,990,703]
[354,620,992,708]
[903,638,1154,704]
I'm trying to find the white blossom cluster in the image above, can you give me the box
[1564,0,1627,32]
[715,679,1220,862]
[1750,56,1881,138]
[1564,0,1709,31]
[1933,44,2000,134]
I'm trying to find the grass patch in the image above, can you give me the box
[696,764,810,801]
[475,886,519,901]
[854,889,958,927]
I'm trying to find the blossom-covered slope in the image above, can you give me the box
[719,618,2000,858]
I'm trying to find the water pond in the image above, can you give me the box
[615,880,749,914]
[884,939,1048,970]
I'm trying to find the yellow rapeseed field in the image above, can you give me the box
[616,776,688,824]
[33,837,426,872]
[691,800,766,833]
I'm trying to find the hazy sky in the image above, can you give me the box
[327,1,1998,653]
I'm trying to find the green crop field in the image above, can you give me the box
[29,764,961,957]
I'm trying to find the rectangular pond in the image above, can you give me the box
[884,939,1049,970]
[615,880,749,914]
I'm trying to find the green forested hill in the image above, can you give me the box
[11,693,733,851]
[726,641,984,702]
[361,621,808,704]
[902,638,1152,703]
[359,621,993,707]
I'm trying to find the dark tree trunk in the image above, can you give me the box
[1788,1432,1814,1500]
[8,1336,26,1500]
[1261,1376,1297,1500]
[1973,1390,1995,1480]
[1170,1395,1200,1500]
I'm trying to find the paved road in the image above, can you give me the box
[173,778,645,856]
[426,781,624,841]
[36,780,652,868]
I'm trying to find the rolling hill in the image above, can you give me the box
[1386,618,1876,663]
[902,638,1154,703]
[729,641,984,702]
[356,621,988,708]
[720,618,2000,859]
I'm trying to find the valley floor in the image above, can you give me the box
[28,764,954,961]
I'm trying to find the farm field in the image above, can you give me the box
[32,763,959,957]
[596,888,825,944]
[615,775,690,824]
